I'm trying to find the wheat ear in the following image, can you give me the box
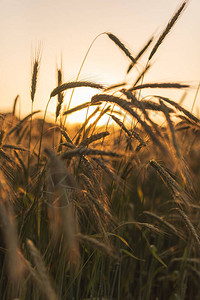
[12,95,19,116]
[149,1,188,60]
[175,208,200,250]
[45,148,80,271]
[27,239,58,300]
[154,95,200,123]
[107,32,136,64]
[127,36,153,73]
[31,51,40,102]
[50,81,104,98]
[149,160,191,206]
[56,66,64,119]
[92,94,165,152]
[129,82,189,91]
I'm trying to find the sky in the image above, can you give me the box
[1,0,200,123]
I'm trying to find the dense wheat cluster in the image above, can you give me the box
[1,1,200,299]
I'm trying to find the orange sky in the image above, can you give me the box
[1,0,200,123]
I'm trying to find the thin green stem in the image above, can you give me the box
[37,97,51,168]
[27,101,34,190]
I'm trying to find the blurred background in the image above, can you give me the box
[1,0,199,123]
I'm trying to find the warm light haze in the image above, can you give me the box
[1,0,200,123]
[2,2,200,298]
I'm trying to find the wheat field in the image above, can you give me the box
[1,1,200,299]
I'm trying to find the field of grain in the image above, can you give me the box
[1,1,200,299]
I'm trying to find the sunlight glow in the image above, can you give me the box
[1,0,200,119]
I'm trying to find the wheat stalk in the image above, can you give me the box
[149,1,188,60]
[176,115,200,133]
[50,81,104,98]
[129,82,189,91]
[0,178,25,284]
[110,114,146,146]
[175,208,200,249]
[31,52,40,103]
[12,95,19,116]
[80,174,112,219]
[80,173,97,198]
[154,95,200,123]
[127,36,153,73]
[83,105,111,140]
[160,100,181,158]
[81,155,104,200]
[72,106,100,142]
[149,160,191,206]
[63,101,101,116]
[107,32,136,64]
[92,94,165,152]
[92,157,120,183]
[79,131,109,147]
[142,211,179,236]
[6,110,41,137]
[56,67,64,119]
[76,233,118,259]
[27,239,58,300]
[123,89,163,139]
[139,100,174,112]
[45,148,80,271]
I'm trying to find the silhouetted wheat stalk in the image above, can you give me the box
[149,1,188,61]
[129,82,189,91]
[107,32,136,64]
[31,53,40,103]
[92,94,165,152]
[127,36,154,73]
[50,81,104,98]
[56,66,64,120]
